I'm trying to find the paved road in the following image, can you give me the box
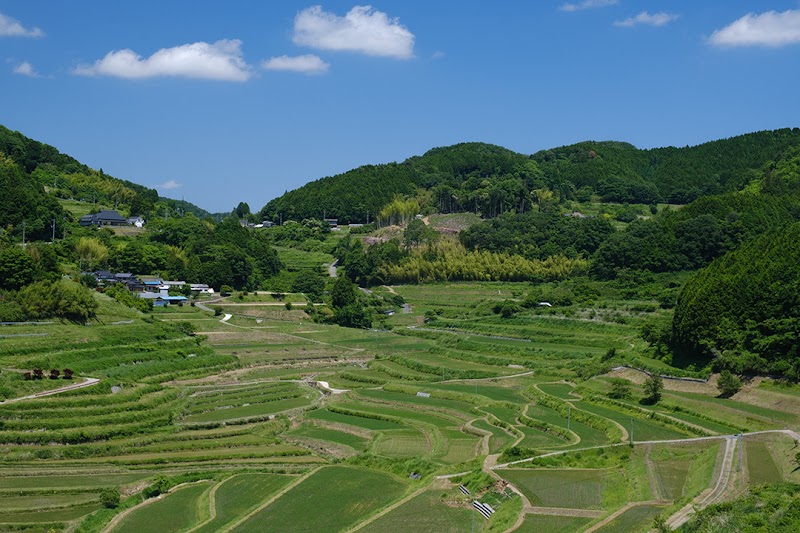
[0,377,100,404]
[666,435,738,529]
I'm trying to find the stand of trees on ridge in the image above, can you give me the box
[0,125,217,244]
[259,129,800,224]
[671,222,800,379]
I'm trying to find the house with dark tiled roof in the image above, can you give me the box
[79,210,128,227]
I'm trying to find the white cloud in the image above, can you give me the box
[560,0,618,13]
[432,51,446,59]
[158,180,182,190]
[293,5,414,59]
[13,61,40,77]
[0,12,44,37]
[708,9,800,47]
[614,11,679,28]
[262,54,329,74]
[73,39,251,81]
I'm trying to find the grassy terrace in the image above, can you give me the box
[2,280,800,532]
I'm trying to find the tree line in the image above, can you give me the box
[258,129,800,224]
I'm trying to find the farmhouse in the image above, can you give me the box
[79,210,128,227]
[190,284,214,294]
[137,292,188,307]
[127,216,145,228]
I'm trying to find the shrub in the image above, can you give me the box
[16,279,98,322]
[100,488,120,508]
[0,300,26,322]
[717,370,742,398]
[174,321,196,337]
[144,475,171,498]
[49,369,60,379]
[642,374,663,404]
[608,378,632,399]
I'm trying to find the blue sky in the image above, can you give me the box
[2,1,800,213]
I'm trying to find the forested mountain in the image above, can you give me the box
[672,222,800,378]
[534,129,800,204]
[260,129,800,223]
[260,143,550,224]
[0,125,213,228]
[0,153,66,241]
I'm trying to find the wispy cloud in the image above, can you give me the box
[708,9,800,47]
[158,180,182,190]
[262,54,329,74]
[73,39,251,81]
[293,5,415,59]
[0,12,44,37]
[614,11,679,28]
[560,0,618,13]
[13,61,40,77]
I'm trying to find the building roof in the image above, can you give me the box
[80,210,128,226]
[138,292,162,299]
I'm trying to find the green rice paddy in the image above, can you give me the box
[2,279,799,532]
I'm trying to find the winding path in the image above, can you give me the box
[0,377,100,404]
[665,435,738,529]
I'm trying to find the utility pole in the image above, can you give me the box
[51,218,56,243]
[471,499,475,533]
[738,434,743,472]
[63,217,67,239]
[630,418,634,447]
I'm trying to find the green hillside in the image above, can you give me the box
[0,125,213,225]
[260,129,800,223]
[672,222,800,378]
[534,128,800,203]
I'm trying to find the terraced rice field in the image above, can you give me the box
[515,514,594,533]
[746,441,784,485]
[112,481,213,533]
[3,280,800,532]
[593,504,667,533]
[374,429,431,457]
[229,467,407,532]
[573,402,687,441]
[192,473,293,533]
[288,424,370,450]
[498,469,624,509]
[360,488,485,533]
[182,381,317,424]
[305,409,404,430]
